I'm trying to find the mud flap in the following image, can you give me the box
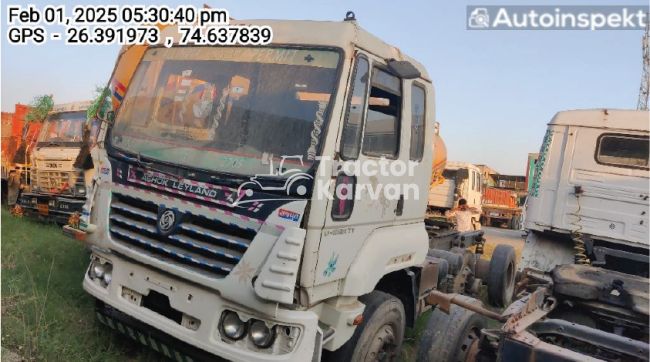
[7,171,21,206]
[518,232,574,273]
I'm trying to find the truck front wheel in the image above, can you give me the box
[323,291,405,362]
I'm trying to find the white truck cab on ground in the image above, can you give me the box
[520,109,649,276]
[65,17,458,362]
[20,101,101,223]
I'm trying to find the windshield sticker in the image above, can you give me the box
[182,70,192,77]
[307,101,328,160]
[143,47,340,69]
[278,208,300,222]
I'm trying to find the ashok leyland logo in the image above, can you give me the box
[467,6,648,30]
[158,209,176,233]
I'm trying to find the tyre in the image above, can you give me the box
[511,215,520,230]
[322,291,405,362]
[487,244,516,307]
[416,295,487,362]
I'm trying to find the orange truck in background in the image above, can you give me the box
[480,186,522,229]
[1,103,42,205]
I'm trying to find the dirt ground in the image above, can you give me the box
[467,226,526,261]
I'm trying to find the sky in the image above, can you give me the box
[1,0,647,174]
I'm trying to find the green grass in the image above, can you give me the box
[2,208,491,361]
[1,208,160,362]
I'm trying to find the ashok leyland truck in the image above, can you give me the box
[65,16,456,361]
[20,101,100,223]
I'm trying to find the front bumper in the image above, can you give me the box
[20,192,85,224]
[84,252,320,362]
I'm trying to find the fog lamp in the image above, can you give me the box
[221,312,246,340]
[102,265,112,285]
[249,320,275,348]
[92,262,105,279]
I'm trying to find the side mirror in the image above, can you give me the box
[387,59,421,79]
[106,111,115,123]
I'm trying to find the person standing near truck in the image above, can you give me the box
[447,198,480,232]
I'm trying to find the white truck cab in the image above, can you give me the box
[21,101,101,223]
[67,17,450,362]
[520,109,649,276]
[427,161,483,229]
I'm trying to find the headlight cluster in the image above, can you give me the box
[30,198,37,205]
[48,200,56,208]
[75,184,86,196]
[89,257,113,287]
[219,311,277,349]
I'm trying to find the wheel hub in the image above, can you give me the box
[458,327,481,362]
[366,324,397,362]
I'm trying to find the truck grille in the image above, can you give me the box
[35,171,72,194]
[108,192,254,279]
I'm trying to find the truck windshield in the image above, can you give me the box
[110,46,341,178]
[39,111,99,147]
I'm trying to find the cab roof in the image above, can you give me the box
[161,19,430,82]
[549,109,649,133]
[446,161,480,171]
[50,101,93,114]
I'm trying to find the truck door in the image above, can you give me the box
[556,128,649,246]
[314,51,409,285]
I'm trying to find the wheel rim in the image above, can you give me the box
[457,326,481,362]
[366,323,397,362]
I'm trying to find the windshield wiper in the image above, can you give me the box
[46,142,63,147]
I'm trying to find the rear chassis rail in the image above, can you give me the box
[425,265,650,362]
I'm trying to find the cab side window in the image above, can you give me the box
[340,56,370,160]
[410,84,426,161]
[362,68,401,158]
[596,133,649,170]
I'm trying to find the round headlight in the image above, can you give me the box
[221,312,246,340]
[92,263,105,278]
[249,320,274,348]
[31,198,37,205]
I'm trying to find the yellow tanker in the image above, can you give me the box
[430,122,447,189]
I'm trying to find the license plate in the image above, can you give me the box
[63,225,87,242]
[489,212,500,217]
[38,204,49,215]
